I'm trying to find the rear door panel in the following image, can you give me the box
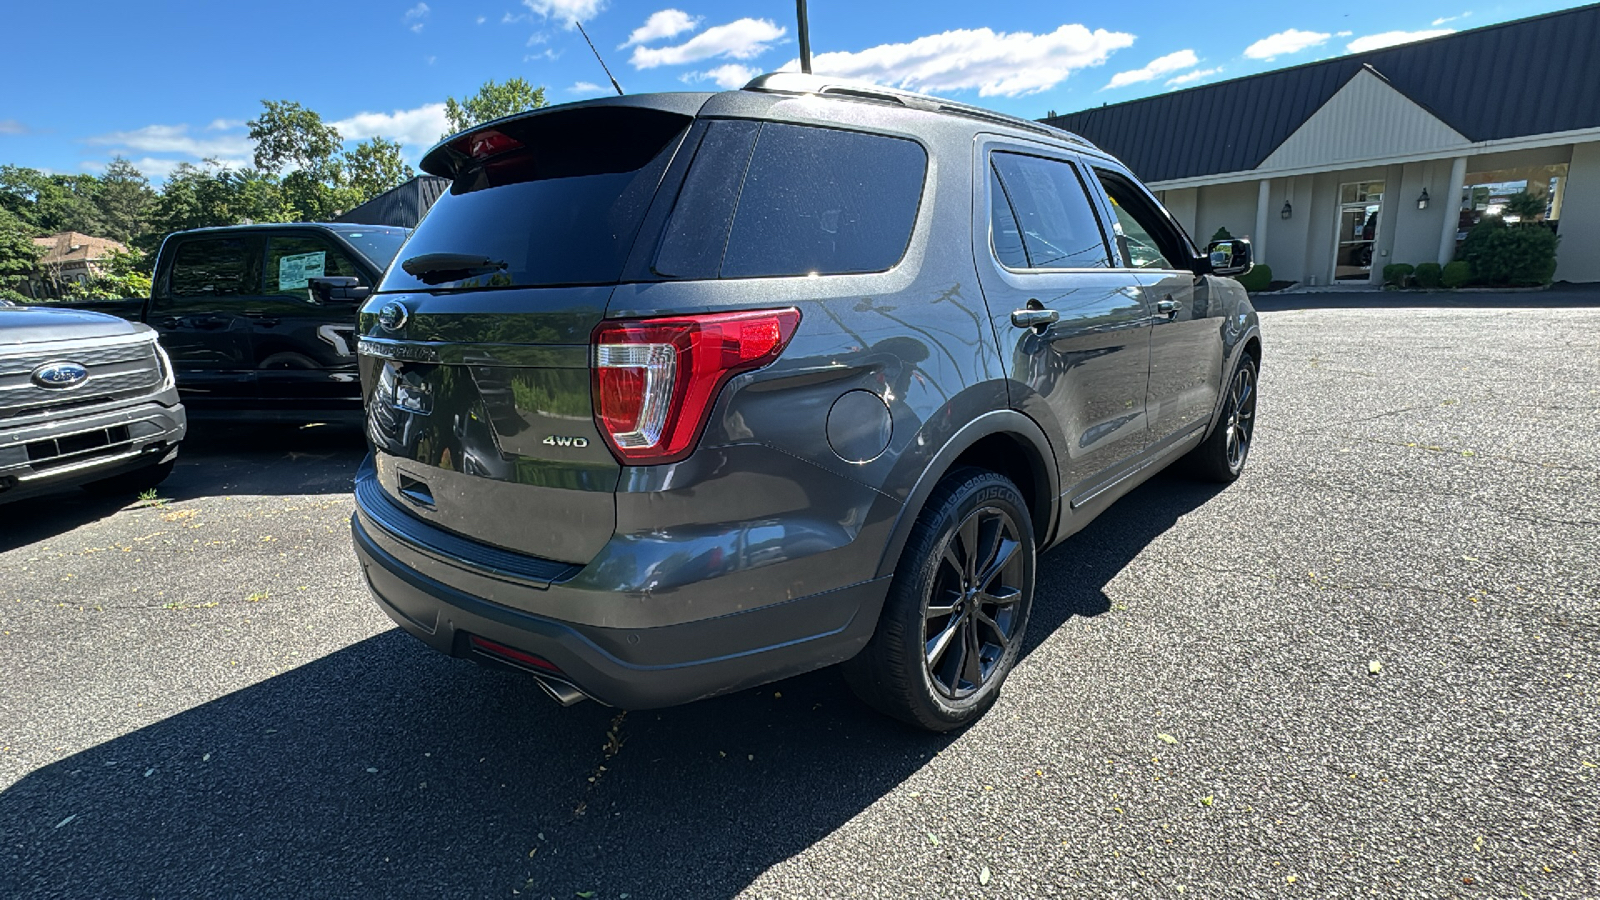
[970,139,1153,497]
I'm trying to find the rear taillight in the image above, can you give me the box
[592,308,801,465]
[468,635,562,673]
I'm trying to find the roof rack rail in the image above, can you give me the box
[742,72,1091,147]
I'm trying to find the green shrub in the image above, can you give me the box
[1382,263,1415,288]
[1412,262,1442,289]
[1210,226,1233,242]
[1441,260,1471,288]
[1462,220,1559,285]
[1235,262,1272,292]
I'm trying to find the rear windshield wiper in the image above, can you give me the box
[401,253,508,285]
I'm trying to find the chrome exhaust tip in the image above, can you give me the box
[531,673,592,707]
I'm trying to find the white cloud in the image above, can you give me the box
[630,18,785,69]
[568,81,603,93]
[87,124,254,159]
[780,24,1135,98]
[0,119,31,135]
[1243,28,1331,60]
[1347,29,1455,53]
[476,14,486,24]
[1336,30,1353,37]
[1105,49,1198,89]
[1431,16,1456,25]
[681,64,758,89]
[1167,66,1221,86]
[331,103,450,153]
[523,0,606,28]
[622,9,699,47]
[404,2,429,31]
[206,118,245,132]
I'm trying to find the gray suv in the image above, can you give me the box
[350,73,1261,731]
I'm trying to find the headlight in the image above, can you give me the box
[152,340,175,391]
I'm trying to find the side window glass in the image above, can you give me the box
[655,120,761,279]
[720,123,926,278]
[1095,171,1182,270]
[168,238,260,297]
[989,152,1111,270]
[989,167,1029,269]
[266,236,364,300]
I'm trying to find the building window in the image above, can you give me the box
[1458,163,1568,241]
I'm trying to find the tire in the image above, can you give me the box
[844,466,1036,732]
[81,458,176,497]
[1185,352,1258,483]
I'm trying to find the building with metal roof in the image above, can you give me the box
[335,176,449,229]
[1045,3,1600,285]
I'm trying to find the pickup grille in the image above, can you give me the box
[0,335,165,419]
[26,425,133,470]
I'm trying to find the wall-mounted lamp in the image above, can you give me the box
[1280,200,1293,220]
[1417,188,1431,210]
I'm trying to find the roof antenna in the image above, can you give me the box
[574,20,624,95]
[796,0,813,74]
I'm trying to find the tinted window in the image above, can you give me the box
[379,107,691,291]
[990,153,1110,270]
[266,236,366,299]
[654,121,760,279]
[169,237,261,297]
[334,228,409,270]
[989,167,1029,269]
[718,124,925,278]
[1094,170,1187,270]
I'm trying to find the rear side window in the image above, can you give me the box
[657,122,926,279]
[990,152,1110,270]
[378,107,691,292]
[168,237,262,297]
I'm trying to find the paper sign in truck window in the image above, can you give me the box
[278,251,327,290]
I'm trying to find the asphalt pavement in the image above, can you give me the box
[1,295,1597,899]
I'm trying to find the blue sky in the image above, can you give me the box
[0,0,1580,180]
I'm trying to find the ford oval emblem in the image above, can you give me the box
[31,361,89,390]
[377,302,409,332]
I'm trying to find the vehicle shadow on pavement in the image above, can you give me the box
[0,472,1219,899]
[0,423,366,552]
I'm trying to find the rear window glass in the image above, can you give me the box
[657,122,926,279]
[336,229,409,270]
[378,107,691,292]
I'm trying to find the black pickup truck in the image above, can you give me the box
[62,223,408,420]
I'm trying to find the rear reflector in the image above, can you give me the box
[468,635,562,673]
[592,308,800,465]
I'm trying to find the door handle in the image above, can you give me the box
[1010,308,1060,329]
[1156,297,1182,317]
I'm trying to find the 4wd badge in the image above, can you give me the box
[542,435,590,448]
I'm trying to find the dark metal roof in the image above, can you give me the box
[1045,3,1600,183]
[335,176,450,228]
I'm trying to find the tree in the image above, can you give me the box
[94,157,156,244]
[0,207,42,302]
[0,166,105,236]
[249,100,344,180]
[141,160,292,258]
[443,78,547,137]
[344,137,415,202]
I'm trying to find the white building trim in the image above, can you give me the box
[1149,126,1600,191]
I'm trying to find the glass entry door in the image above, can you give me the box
[1334,181,1384,282]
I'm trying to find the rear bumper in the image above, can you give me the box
[0,390,185,501]
[351,505,890,709]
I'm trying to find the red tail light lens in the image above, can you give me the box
[453,128,523,160]
[592,308,801,465]
[468,635,562,673]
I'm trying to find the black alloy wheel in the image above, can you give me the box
[1185,352,1258,482]
[1223,363,1256,473]
[843,467,1035,731]
[923,505,1026,700]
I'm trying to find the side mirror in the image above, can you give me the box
[308,276,371,305]
[1206,238,1253,277]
